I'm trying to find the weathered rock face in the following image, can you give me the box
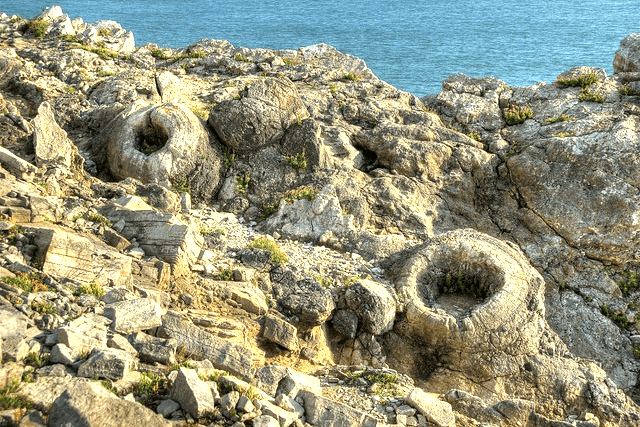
[614,33,640,73]
[32,102,84,174]
[105,102,222,201]
[390,229,546,380]
[208,76,309,152]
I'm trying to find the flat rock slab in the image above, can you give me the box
[48,380,171,427]
[107,201,203,278]
[406,388,455,427]
[254,366,322,398]
[128,332,176,365]
[262,315,297,351]
[77,348,135,381]
[103,298,163,334]
[299,390,377,427]
[223,281,268,315]
[23,223,132,288]
[160,311,252,379]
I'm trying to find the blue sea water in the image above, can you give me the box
[0,1,638,96]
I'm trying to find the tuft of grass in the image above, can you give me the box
[31,301,55,314]
[98,28,111,37]
[236,174,250,195]
[468,132,482,142]
[620,84,639,96]
[286,152,307,169]
[133,372,163,407]
[150,48,171,60]
[249,237,289,265]
[169,51,206,64]
[342,73,359,82]
[261,200,280,218]
[73,45,118,60]
[26,19,48,39]
[556,73,599,89]
[578,90,604,103]
[3,273,48,293]
[617,272,640,295]
[223,151,235,168]
[26,352,48,368]
[73,282,105,298]
[0,380,31,410]
[85,212,111,227]
[284,187,318,203]
[545,115,572,124]
[504,106,533,125]
[217,268,233,281]
[234,53,251,62]
[171,361,196,371]
[62,34,83,44]
[97,70,117,77]
[171,178,190,195]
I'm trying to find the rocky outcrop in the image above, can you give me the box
[1,6,640,427]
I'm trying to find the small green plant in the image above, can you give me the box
[554,131,575,138]
[600,303,629,329]
[234,53,250,62]
[97,70,116,77]
[218,268,233,281]
[25,352,48,368]
[345,275,362,286]
[286,152,307,169]
[0,379,30,410]
[9,16,22,23]
[171,360,196,371]
[26,19,48,39]
[3,273,48,293]
[504,106,533,125]
[315,275,333,288]
[284,187,318,203]
[169,51,206,63]
[150,48,171,60]
[31,301,55,314]
[261,200,280,218]
[468,132,482,142]
[578,90,604,103]
[545,115,572,124]
[617,272,640,295]
[62,34,83,44]
[98,28,111,37]
[223,151,235,168]
[363,372,398,397]
[101,380,115,394]
[248,237,289,265]
[73,282,105,298]
[619,84,639,96]
[181,63,189,72]
[342,73,359,82]
[329,84,337,93]
[634,344,640,358]
[236,174,250,195]
[191,108,206,119]
[85,212,111,227]
[200,227,225,237]
[556,73,599,89]
[439,271,489,299]
[62,86,77,93]
[134,372,163,406]
[74,45,118,60]
[172,178,190,195]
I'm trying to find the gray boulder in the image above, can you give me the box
[170,367,216,419]
[208,76,308,152]
[345,279,396,335]
[77,348,135,380]
[406,387,455,427]
[262,315,298,351]
[614,33,640,73]
[270,268,335,327]
[32,102,84,173]
[48,380,171,426]
[103,298,163,334]
[160,311,253,379]
[299,390,377,427]
[128,332,177,365]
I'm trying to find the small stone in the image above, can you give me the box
[157,399,181,417]
[236,395,255,413]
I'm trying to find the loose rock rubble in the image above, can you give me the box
[0,5,639,427]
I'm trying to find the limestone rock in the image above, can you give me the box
[128,332,177,365]
[406,388,455,427]
[252,415,280,427]
[0,147,36,181]
[105,102,221,201]
[103,298,163,334]
[77,348,135,380]
[49,343,80,366]
[614,33,640,73]
[170,367,216,419]
[331,309,358,339]
[253,366,321,398]
[54,316,109,354]
[391,229,546,381]
[23,223,132,288]
[299,390,377,427]
[32,102,84,172]
[107,199,203,278]
[262,315,298,351]
[208,76,308,152]
[223,281,269,315]
[160,311,252,379]
[48,380,171,427]
[345,279,395,335]
[271,268,335,327]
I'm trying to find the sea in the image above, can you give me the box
[0,1,638,96]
